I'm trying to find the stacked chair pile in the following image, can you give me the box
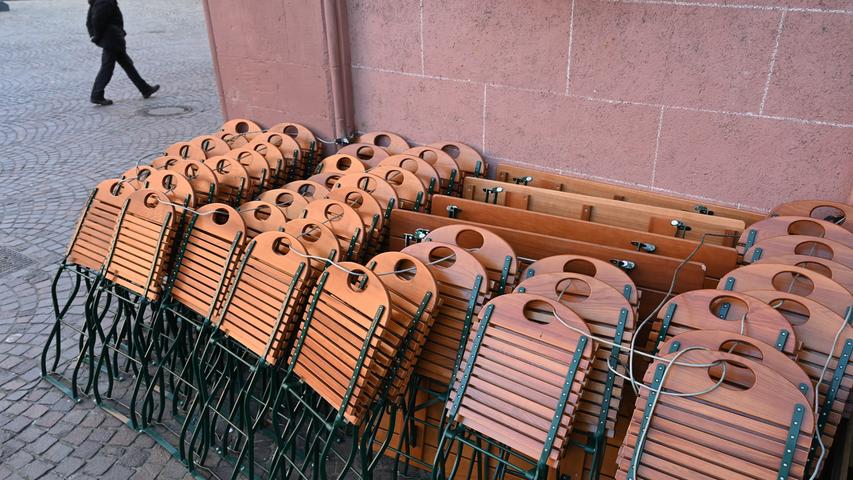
[41,118,851,479]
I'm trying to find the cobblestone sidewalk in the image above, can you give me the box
[0,1,224,478]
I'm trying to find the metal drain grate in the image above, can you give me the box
[0,246,34,276]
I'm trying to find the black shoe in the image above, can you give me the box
[142,84,160,99]
[91,98,114,106]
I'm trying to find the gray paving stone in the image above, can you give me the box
[19,459,54,480]
[50,456,85,477]
[81,455,116,476]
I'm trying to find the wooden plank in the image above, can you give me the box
[431,195,737,279]
[464,177,745,246]
[496,164,765,226]
[389,210,706,295]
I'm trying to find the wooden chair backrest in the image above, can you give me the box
[267,121,318,153]
[221,118,262,142]
[66,179,136,271]
[329,186,386,234]
[291,263,392,424]
[158,158,218,206]
[616,349,815,480]
[104,189,175,301]
[770,200,853,234]
[402,146,460,185]
[333,172,399,211]
[283,179,330,202]
[401,241,490,387]
[319,154,366,175]
[369,165,427,211]
[143,169,196,208]
[165,141,206,161]
[520,254,639,306]
[247,141,285,178]
[516,272,635,436]
[225,148,270,193]
[379,155,441,194]
[282,219,342,273]
[307,172,345,191]
[659,329,814,405]
[204,155,252,204]
[427,141,485,177]
[744,235,853,269]
[249,131,301,160]
[739,216,853,251]
[170,203,245,318]
[652,289,797,356]
[257,188,309,221]
[238,201,287,241]
[120,165,155,190]
[190,134,231,158]
[721,263,853,317]
[424,224,518,295]
[447,293,593,468]
[304,199,366,260]
[338,143,390,169]
[355,131,410,155]
[751,255,853,293]
[217,231,311,363]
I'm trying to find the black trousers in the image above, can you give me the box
[91,47,149,100]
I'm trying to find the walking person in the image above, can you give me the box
[87,0,159,105]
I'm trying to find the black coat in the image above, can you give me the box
[86,0,126,51]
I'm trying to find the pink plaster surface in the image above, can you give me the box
[485,87,659,185]
[763,12,853,124]
[422,0,572,91]
[352,68,483,147]
[655,109,853,208]
[570,0,780,111]
[205,0,853,212]
[347,0,422,74]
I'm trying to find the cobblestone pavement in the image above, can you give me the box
[0,0,224,478]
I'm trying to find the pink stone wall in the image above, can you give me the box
[347,0,853,211]
[205,0,853,211]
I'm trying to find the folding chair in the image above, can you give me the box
[166,140,207,161]
[720,263,853,316]
[743,235,853,269]
[182,231,312,479]
[515,271,635,478]
[616,350,815,480]
[308,172,347,191]
[360,252,440,477]
[435,293,593,480]
[42,179,136,399]
[332,173,399,253]
[649,289,797,357]
[87,189,177,411]
[318,154,367,175]
[238,201,288,241]
[131,203,246,430]
[267,263,392,479]
[120,164,155,189]
[743,290,852,477]
[221,118,263,144]
[257,188,310,221]
[190,134,232,158]
[268,122,322,178]
[144,168,197,208]
[424,225,518,297]
[282,218,343,278]
[245,139,287,185]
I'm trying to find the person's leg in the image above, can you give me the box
[114,49,153,95]
[91,48,118,101]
